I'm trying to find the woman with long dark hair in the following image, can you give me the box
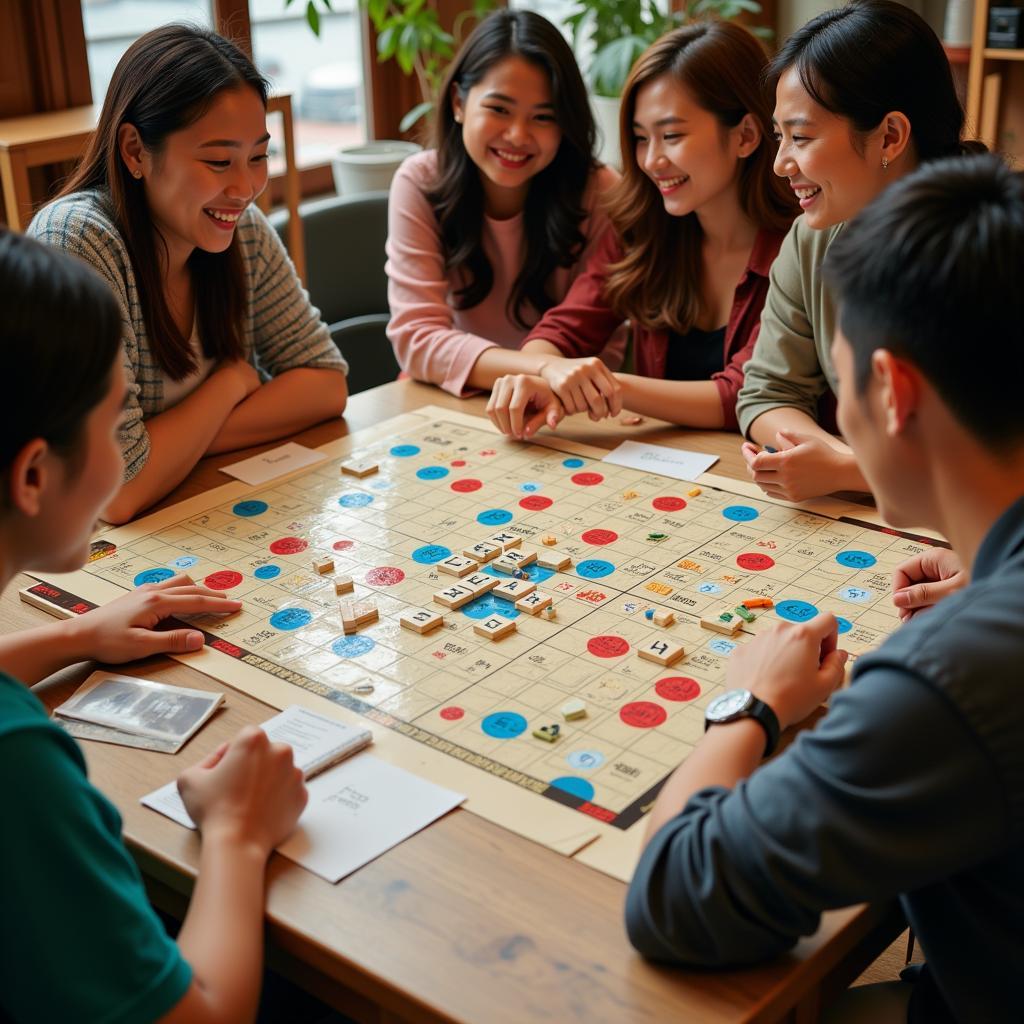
[736,0,984,501]
[486,21,797,439]
[386,9,626,417]
[29,24,348,523]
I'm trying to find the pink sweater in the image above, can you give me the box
[385,150,623,396]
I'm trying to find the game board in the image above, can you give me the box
[31,407,944,881]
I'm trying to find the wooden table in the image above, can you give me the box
[4,381,903,1024]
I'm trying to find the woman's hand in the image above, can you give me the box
[537,356,623,422]
[741,430,864,502]
[487,374,566,439]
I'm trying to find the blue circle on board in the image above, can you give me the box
[520,482,541,493]
[270,608,314,631]
[483,564,555,584]
[577,559,615,579]
[169,555,199,570]
[549,776,595,801]
[697,582,722,595]
[481,712,528,739]
[722,505,760,522]
[390,444,420,457]
[254,564,282,580]
[463,594,521,620]
[562,458,585,469]
[708,638,737,656]
[332,635,376,658]
[232,499,268,517]
[338,492,374,508]
[775,599,819,622]
[836,616,853,634]
[413,544,452,565]
[477,508,513,527]
[836,550,878,569]
[416,466,449,481]
[568,750,605,771]
[134,568,175,586]
[838,586,873,604]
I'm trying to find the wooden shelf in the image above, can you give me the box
[983,47,1024,60]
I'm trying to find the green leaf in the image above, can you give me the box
[591,35,645,97]
[396,22,418,74]
[400,100,434,132]
[377,23,398,59]
[367,0,388,28]
[305,0,320,36]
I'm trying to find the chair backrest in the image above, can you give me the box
[270,191,390,327]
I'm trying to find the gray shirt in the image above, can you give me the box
[626,495,1024,1023]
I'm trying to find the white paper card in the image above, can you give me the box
[220,442,327,485]
[602,440,719,481]
[276,755,465,883]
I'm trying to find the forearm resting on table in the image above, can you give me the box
[465,342,559,392]
[618,376,725,429]
[0,619,94,685]
[158,838,268,1024]
[206,368,348,455]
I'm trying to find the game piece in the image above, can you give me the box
[540,534,557,546]
[688,487,702,497]
[647,533,668,542]
[400,607,444,634]
[742,597,774,610]
[511,568,530,580]
[340,600,379,634]
[462,572,500,595]
[433,584,476,610]
[333,575,354,595]
[700,610,745,636]
[644,608,654,620]
[18,584,77,620]
[541,605,557,621]
[463,541,501,563]
[638,638,686,667]
[487,531,522,552]
[622,489,640,500]
[733,605,757,623]
[536,550,571,571]
[493,578,536,601]
[532,723,561,742]
[341,459,379,478]
[652,610,676,628]
[353,681,375,694]
[515,591,553,615]
[620,415,644,426]
[499,548,536,568]
[312,556,334,575]
[473,615,517,641]
[561,699,587,721]
[438,555,479,577]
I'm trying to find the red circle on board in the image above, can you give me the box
[451,478,483,493]
[519,494,553,511]
[270,537,308,555]
[582,529,618,546]
[620,701,668,728]
[737,553,775,571]
[203,569,244,590]
[451,460,467,467]
[366,566,405,586]
[440,706,465,721]
[571,472,604,486]
[332,539,355,552]
[655,677,702,702]
[652,496,687,512]
[587,635,630,658]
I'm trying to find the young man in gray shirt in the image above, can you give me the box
[626,155,1024,1024]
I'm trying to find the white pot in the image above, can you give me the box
[591,93,622,172]
[331,140,422,196]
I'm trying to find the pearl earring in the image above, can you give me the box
[133,169,142,178]
[882,157,889,171]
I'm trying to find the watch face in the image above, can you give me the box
[707,689,752,722]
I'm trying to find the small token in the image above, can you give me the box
[652,610,676,627]
[312,556,334,575]
[400,607,444,634]
[353,681,375,694]
[512,568,529,580]
[700,610,745,635]
[621,490,640,500]
[341,459,379,478]
[541,606,557,621]
[541,534,557,546]
[473,614,517,641]
[532,723,561,743]
[620,415,644,426]
[688,487,702,497]
[561,699,587,721]
[333,575,354,595]
[536,550,571,571]
[638,638,686,667]
[733,605,756,623]
[644,609,654,620]
[742,597,774,610]
[647,533,668,542]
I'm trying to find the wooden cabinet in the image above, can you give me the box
[967,0,1024,157]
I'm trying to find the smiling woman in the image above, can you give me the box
[27,25,349,525]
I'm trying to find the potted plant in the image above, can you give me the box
[564,0,766,168]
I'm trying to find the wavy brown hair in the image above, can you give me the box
[603,21,797,334]
[59,24,268,380]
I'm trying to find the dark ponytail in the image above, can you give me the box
[768,0,982,162]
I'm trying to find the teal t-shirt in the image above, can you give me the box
[0,672,192,1023]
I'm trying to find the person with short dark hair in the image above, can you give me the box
[625,155,1024,1023]
[0,229,309,1023]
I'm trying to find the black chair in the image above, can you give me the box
[270,191,400,395]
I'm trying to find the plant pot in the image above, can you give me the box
[331,140,423,196]
[591,93,622,172]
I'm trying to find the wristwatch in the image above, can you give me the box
[704,688,780,757]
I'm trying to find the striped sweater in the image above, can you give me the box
[28,189,348,480]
